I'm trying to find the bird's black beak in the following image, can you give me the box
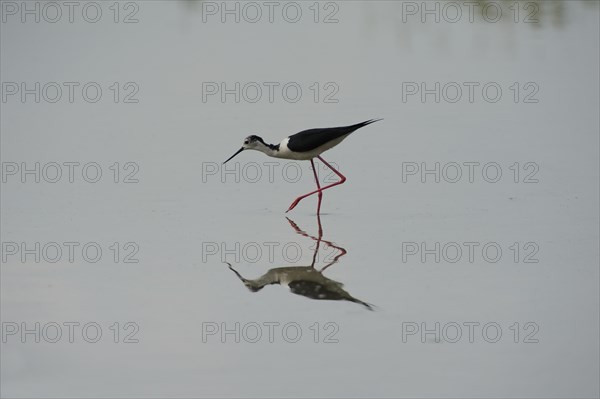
[223,147,244,164]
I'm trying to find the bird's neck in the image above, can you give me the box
[257,142,280,158]
[245,274,279,290]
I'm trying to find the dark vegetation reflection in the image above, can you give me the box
[226,215,373,310]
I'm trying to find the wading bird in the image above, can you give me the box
[223,119,382,213]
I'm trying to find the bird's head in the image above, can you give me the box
[243,281,265,292]
[223,135,266,164]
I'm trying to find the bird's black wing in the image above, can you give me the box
[286,119,381,153]
[288,280,346,301]
[288,280,374,310]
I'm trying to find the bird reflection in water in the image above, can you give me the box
[226,215,373,310]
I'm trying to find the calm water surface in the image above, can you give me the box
[1,1,599,397]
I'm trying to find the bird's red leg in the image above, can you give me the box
[309,159,323,214]
[286,156,347,213]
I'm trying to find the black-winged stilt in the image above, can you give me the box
[223,119,382,213]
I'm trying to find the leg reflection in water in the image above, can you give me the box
[226,214,373,310]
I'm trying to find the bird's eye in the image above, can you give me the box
[244,140,249,144]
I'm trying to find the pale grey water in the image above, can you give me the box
[1,1,599,397]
